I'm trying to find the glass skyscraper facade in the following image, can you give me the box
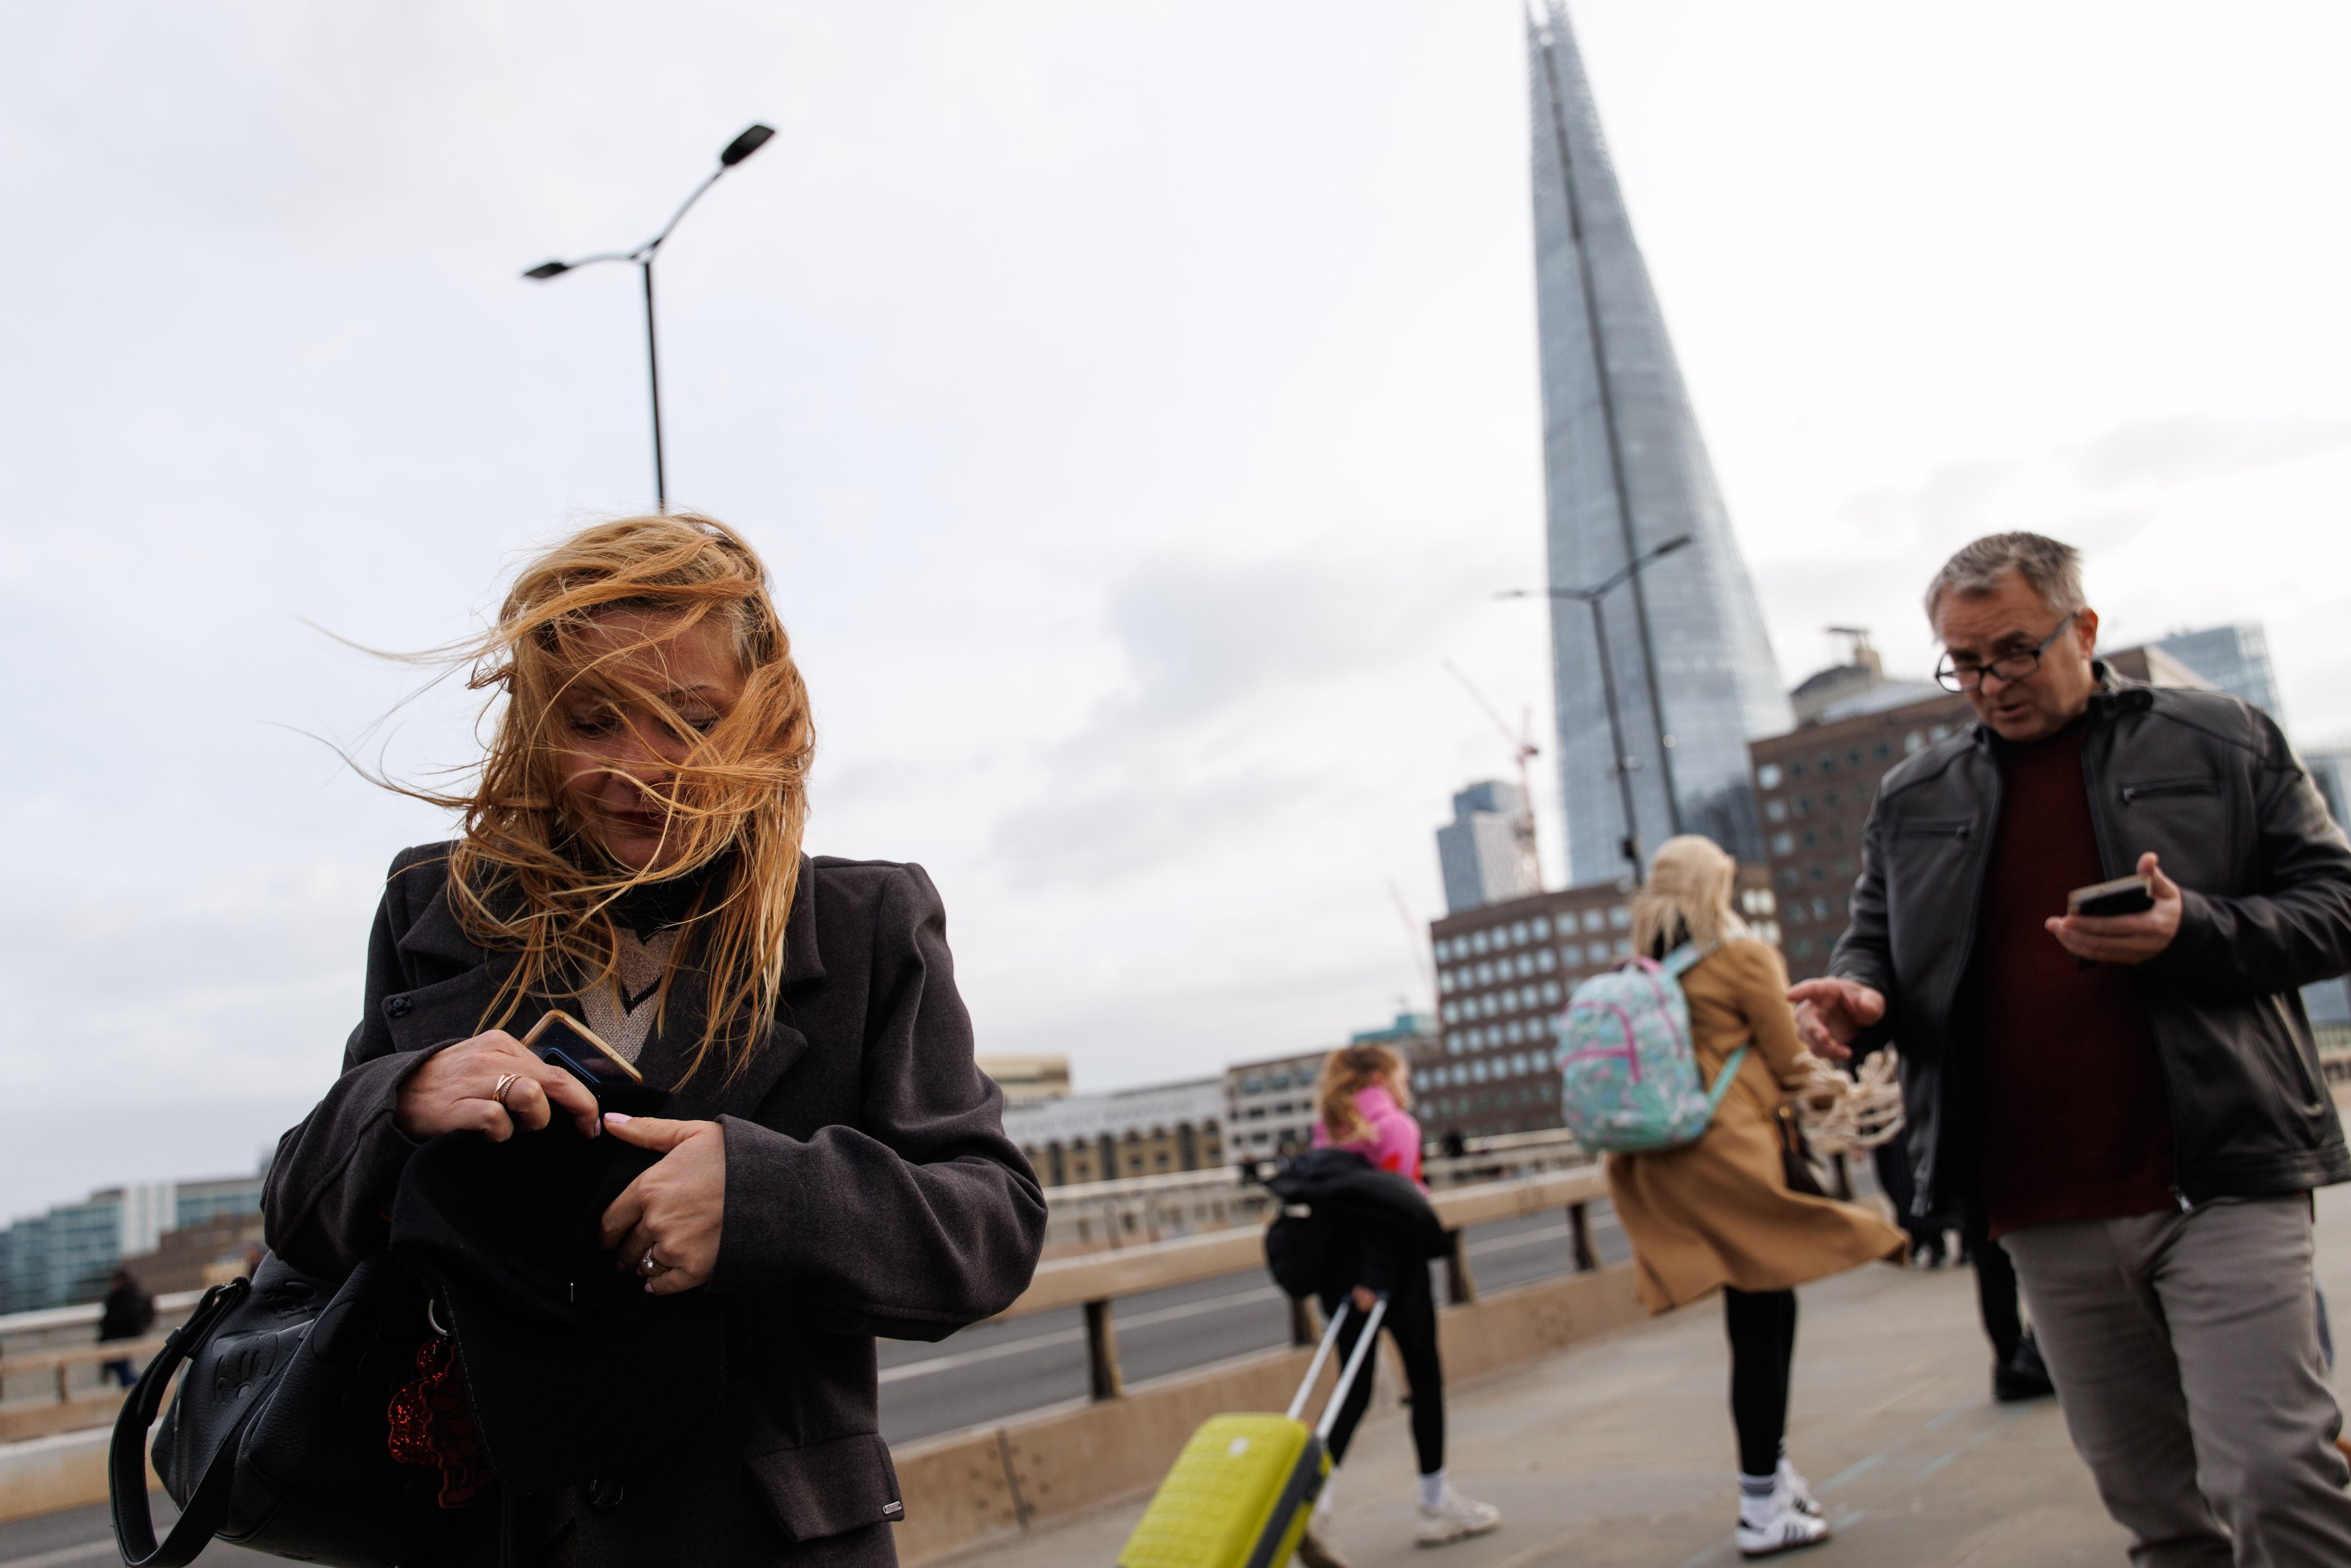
[2152,624,2283,727]
[1526,2,1791,884]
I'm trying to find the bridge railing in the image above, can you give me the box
[1008,1162,1612,1400]
[1035,1127,1592,1253]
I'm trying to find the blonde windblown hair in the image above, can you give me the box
[1316,1042,1409,1148]
[387,513,813,1085]
[1630,835,1749,960]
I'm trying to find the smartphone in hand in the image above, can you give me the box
[520,1011,669,1117]
[2067,874,2155,919]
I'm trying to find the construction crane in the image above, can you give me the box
[1444,661,1543,895]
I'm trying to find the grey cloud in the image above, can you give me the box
[987,538,1506,887]
[2070,414,2351,492]
[1837,457,2026,544]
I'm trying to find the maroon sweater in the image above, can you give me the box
[1971,720,2177,1236]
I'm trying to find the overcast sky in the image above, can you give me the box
[3,1,2348,1218]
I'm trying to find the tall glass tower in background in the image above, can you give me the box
[1527,1,1791,884]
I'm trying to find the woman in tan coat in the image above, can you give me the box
[1605,836,1903,1559]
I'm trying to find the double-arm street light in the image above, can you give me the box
[1500,533,1692,874]
[523,123,776,509]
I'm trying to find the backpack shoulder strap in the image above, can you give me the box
[1661,942,1712,979]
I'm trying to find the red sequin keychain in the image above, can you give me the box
[387,1304,496,1509]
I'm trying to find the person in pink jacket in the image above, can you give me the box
[1295,1044,1500,1567]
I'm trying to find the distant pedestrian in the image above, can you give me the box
[1793,531,2351,1565]
[1605,835,1904,1559]
[96,1267,154,1387]
[1283,1042,1499,1567]
[1869,1101,2054,1401]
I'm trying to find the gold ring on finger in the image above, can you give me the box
[492,1072,522,1107]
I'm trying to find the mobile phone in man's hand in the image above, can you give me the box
[2067,875,2155,919]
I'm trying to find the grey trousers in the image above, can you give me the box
[2003,1197,2351,1568]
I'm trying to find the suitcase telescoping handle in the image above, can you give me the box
[1282,1293,1389,1436]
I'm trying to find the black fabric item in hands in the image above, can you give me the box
[1262,1148,1448,1301]
[1723,1286,1798,1478]
[387,1117,726,1495]
[110,1252,444,1568]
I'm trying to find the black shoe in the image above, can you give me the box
[1992,1335,2055,1403]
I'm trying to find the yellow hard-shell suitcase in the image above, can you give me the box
[1117,1295,1388,1568]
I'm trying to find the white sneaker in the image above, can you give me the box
[1774,1458,1821,1518]
[1736,1499,1831,1558]
[1415,1491,1501,1547]
[1297,1515,1353,1568]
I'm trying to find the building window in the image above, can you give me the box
[1904,730,1924,754]
[1586,941,1609,963]
[1822,788,1840,809]
[1541,980,1560,1003]
[1535,948,1554,972]
[1874,742,1892,759]
[1793,937,1815,957]
[1609,907,1631,929]
[1771,832,1794,855]
[1504,1021,1523,1043]
[1809,864,1826,882]
[1766,798,1787,822]
[1510,921,1529,944]
[1758,763,1783,789]
[1793,795,1811,817]
[1582,909,1604,933]
[1531,915,1550,937]
[1802,829,1818,847]
[1847,749,1863,767]
[1780,867,1799,888]
[1790,760,1807,780]
[1818,754,1836,773]
[1471,931,1489,955]
[1930,724,1950,741]
[1614,937,1632,956]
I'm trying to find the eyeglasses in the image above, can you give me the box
[1934,612,2078,693]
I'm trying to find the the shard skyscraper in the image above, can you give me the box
[1527,1,1791,884]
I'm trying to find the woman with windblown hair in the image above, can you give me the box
[1604,836,1902,1561]
[263,514,1046,1566]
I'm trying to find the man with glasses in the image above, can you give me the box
[1790,532,2351,1565]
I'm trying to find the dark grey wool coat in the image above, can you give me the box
[263,845,1047,1567]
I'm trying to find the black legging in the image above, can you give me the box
[1316,1262,1444,1474]
[1723,1285,1798,1477]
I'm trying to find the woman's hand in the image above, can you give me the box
[393,1030,603,1142]
[599,1115,726,1295]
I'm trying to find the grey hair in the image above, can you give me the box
[1923,532,2086,624]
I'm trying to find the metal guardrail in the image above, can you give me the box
[1007,1163,1613,1400]
[1035,1127,1593,1252]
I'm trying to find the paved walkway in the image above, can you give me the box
[957,1184,2351,1567]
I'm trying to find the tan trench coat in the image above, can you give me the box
[1605,938,1905,1313]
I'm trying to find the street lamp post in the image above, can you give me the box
[522,123,776,509]
[1500,533,1692,875]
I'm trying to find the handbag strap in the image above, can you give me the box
[110,1277,250,1568]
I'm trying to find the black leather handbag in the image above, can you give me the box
[109,1251,445,1567]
